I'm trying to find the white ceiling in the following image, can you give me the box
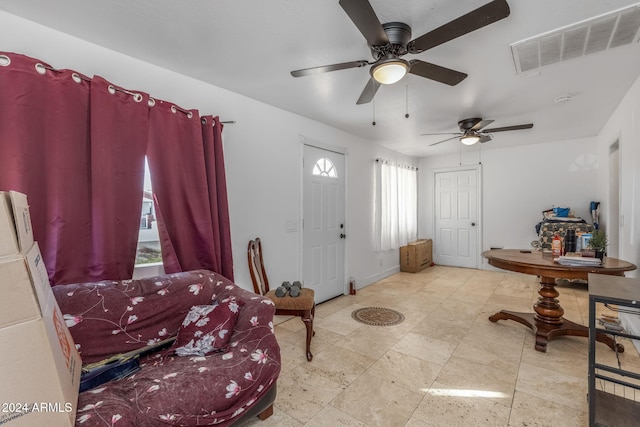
[2,0,640,157]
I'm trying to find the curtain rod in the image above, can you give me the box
[33,61,235,123]
[375,158,418,171]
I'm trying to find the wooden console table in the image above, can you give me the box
[483,249,636,352]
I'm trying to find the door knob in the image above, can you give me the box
[471,222,476,226]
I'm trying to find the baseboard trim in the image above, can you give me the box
[357,266,400,290]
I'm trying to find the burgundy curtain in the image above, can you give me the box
[89,76,148,280]
[0,53,93,284]
[202,116,233,280]
[146,105,234,280]
[0,51,233,284]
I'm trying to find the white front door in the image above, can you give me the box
[434,167,480,268]
[303,145,345,303]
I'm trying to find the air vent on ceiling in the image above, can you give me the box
[511,3,640,74]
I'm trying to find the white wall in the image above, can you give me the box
[0,11,416,292]
[418,137,599,267]
[596,74,640,276]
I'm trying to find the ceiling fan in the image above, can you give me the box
[290,0,511,104]
[423,118,534,146]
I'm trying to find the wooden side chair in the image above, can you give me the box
[248,237,315,361]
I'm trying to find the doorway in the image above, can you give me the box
[433,166,481,268]
[302,144,346,303]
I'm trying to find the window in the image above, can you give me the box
[374,160,417,251]
[312,158,338,178]
[135,158,162,265]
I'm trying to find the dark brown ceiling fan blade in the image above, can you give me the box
[478,134,492,143]
[356,78,381,104]
[408,60,467,86]
[469,119,494,131]
[458,117,483,131]
[420,132,459,136]
[482,123,534,133]
[429,135,460,146]
[408,0,510,54]
[339,0,389,47]
[291,60,369,77]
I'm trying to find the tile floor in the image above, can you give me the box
[243,266,640,426]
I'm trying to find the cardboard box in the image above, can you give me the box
[0,192,20,256]
[0,316,79,426]
[400,239,433,273]
[0,243,81,426]
[0,191,34,257]
[24,242,57,316]
[0,254,41,328]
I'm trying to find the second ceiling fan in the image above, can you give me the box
[290,0,511,104]
[423,118,534,146]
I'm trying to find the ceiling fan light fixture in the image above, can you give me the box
[460,134,481,145]
[371,58,409,84]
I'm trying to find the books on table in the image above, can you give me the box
[555,256,602,267]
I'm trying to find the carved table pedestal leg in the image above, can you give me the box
[489,276,623,353]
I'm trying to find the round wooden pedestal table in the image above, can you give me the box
[483,249,636,353]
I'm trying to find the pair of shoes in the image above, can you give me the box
[275,281,291,297]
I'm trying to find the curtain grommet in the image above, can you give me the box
[108,85,117,95]
[0,55,10,67]
[35,63,47,75]
[133,93,143,103]
[71,73,82,84]
[148,97,156,107]
[187,112,193,119]
[171,105,177,113]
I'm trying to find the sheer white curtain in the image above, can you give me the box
[374,159,418,251]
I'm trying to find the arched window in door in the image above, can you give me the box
[312,158,338,178]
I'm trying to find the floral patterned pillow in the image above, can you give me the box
[173,297,244,356]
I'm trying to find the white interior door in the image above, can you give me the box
[434,167,480,268]
[303,145,345,303]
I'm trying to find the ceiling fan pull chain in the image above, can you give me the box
[372,99,376,126]
[405,84,409,119]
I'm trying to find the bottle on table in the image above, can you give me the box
[552,232,562,257]
[564,229,577,254]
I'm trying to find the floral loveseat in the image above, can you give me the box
[52,270,280,426]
